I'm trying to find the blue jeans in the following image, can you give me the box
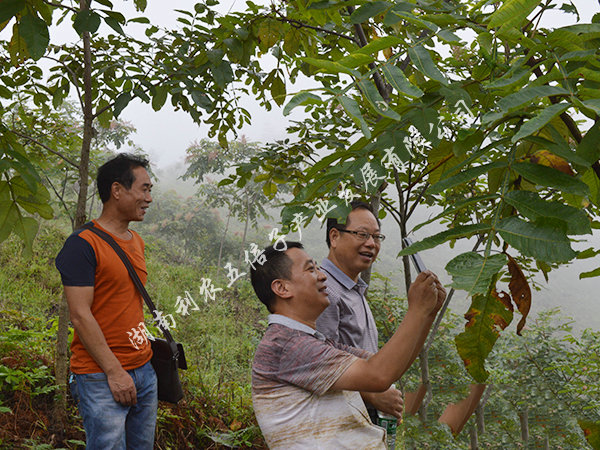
[70,361,158,450]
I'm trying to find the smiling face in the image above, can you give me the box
[284,247,330,314]
[328,207,381,281]
[114,166,153,221]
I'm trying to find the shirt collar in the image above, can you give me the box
[268,314,326,341]
[320,257,368,291]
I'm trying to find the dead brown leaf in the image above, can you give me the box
[506,254,532,335]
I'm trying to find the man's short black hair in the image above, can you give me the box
[250,241,304,313]
[97,153,150,204]
[326,200,380,248]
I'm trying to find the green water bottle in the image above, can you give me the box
[377,412,397,449]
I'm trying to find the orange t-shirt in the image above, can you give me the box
[55,220,152,374]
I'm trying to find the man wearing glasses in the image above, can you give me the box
[316,201,404,422]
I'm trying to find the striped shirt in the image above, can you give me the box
[252,315,385,449]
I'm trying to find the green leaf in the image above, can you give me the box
[270,75,286,107]
[503,190,591,235]
[488,0,543,29]
[337,95,371,138]
[497,216,576,263]
[224,37,243,61]
[377,130,411,162]
[0,0,25,23]
[0,85,12,99]
[128,16,150,24]
[0,200,18,243]
[512,162,590,196]
[262,181,277,197]
[407,45,448,85]
[301,57,359,77]
[104,15,125,36]
[498,86,568,112]
[211,61,233,88]
[389,11,438,32]
[380,63,423,98]
[455,290,514,382]
[18,14,49,60]
[582,168,600,207]
[351,158,386,195]
[579,267,600,279]
[191,91,213,112]
[412,194,500,232]
[485,68,530,89]
[13,215,38,257]
[511,103,570,143]
[357,79,401,120]
[151,86,168,111]
[350,1,390,24]
[336,53,374,69]
[283,92,322,116]
[73,10,102,35]
[113,92,131,118]
[576,121,600,166]
[429,161,507,195]
[446,252,507,296]
[11,177,53,220]
[437,30,461,43]
[355,36,404,55]
[134,0,147,12]
[398,223,492,256]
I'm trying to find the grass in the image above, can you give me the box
[0,220,268,448]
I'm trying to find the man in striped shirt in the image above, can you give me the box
[250,242,445,448]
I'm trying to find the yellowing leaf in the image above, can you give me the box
[455,288,514,382]
[529,149,574,175]
[257,20,281,53]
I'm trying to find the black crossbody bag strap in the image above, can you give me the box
[82,223,179,357]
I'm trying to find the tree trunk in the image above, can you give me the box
[88,186,96,218]
[360,193,381,287]
[238,192,250,266]
[475,402,485,435]
[519,407,529,445]
[476,384,493,436]
[470,422,478,450]
[216,209,231,278]
[417,348,432,421]
[54,0,94,428]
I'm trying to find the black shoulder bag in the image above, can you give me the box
[83,223,187,404]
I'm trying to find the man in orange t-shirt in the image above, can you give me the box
[56,153,156,449]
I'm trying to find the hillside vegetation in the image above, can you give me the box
[0,210,597,448]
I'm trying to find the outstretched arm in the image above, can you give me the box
[331,271,446,392]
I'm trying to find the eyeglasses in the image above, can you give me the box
[336,228,386,243]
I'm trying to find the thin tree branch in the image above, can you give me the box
[42,0,78,13]
[480,383,494,408]
[9,129,79,168]
[271,11,356,42]
[44,174,74,223]
[346,6,390,101]
[406,183,429,220]
[43,55,85,112]
[379,197,403,228]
